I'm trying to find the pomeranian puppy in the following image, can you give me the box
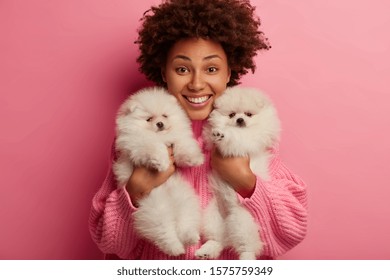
[113,87,204,256]
[196,87,281,260]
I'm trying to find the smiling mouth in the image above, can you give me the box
[184,95,211,104]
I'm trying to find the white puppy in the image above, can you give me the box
[196,87,280,260]
[113,87,204,256]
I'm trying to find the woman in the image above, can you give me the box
[89,0,308,260]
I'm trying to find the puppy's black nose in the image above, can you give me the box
[236,118,245,126]
[156,122,164,129]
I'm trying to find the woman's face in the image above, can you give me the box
[162,38,231,120]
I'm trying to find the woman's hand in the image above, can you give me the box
[125,146,175,206]
[210,147,256,198]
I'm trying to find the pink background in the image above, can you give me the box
[1,0,389,259]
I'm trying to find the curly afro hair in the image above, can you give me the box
[135,0,271,87]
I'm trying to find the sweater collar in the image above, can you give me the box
[191,119,206,138]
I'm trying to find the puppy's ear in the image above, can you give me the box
[167,94,178,104]
[119,100,139,116]
[253,93,267,109]
[255,98,265,109]
[213,98,221,110]
[129,101,140,113]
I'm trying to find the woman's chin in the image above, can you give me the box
[187,110,211,120]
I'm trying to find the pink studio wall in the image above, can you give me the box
[0,0,389,259]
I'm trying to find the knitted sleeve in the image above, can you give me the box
[237,148,308,258]
[88,144,141,259]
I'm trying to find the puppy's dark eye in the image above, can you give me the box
[245,112,253,117]
[146,117,153,122]
[229,112,236,118]
[162,114,168,118]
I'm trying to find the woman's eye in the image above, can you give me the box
[229,112,236,118]
[146,117,153,122]
[207,67,218,73]
[245,112,253,117]
[176,67,189,74]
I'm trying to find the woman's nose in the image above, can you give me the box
[188,72,205,91]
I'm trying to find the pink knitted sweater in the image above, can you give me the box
[89,120,308,260]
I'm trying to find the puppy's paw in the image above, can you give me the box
[190,153,205,166]
[146,149,170,172]
[148,156,170,172]
[173,143,204,167]
[239,251,257,260]
[195,240,223,260]
[160,242,186,257]
[211,129,225,142]
[180,231,200,246]
[180,153,204,167]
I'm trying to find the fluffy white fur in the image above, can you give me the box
[195,87,281,260]
[113,87,204,256]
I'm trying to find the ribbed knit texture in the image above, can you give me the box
[89,120,308,259]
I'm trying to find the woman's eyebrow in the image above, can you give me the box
[203,54,222,61]
[172,54,222,61]
[173,55,191,61]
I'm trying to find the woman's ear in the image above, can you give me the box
[161,68,167,83]
[226,67,231,84]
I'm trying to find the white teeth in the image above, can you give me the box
[186,96,210,104]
